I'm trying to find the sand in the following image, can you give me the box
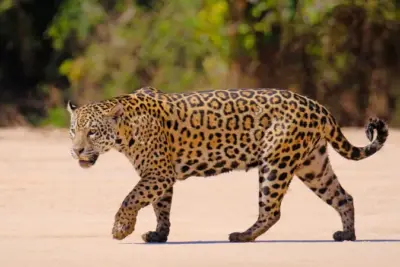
[0,127,399,267]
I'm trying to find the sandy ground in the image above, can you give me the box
[0,127,399,267]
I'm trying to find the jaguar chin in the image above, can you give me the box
[78,153,99,169]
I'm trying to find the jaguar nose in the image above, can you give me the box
[73,148,85,156]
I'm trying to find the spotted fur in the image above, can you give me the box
[67,87,388,243]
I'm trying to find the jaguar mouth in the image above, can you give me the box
[78,154,99,169]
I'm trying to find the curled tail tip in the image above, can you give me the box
[365,117,389,143]
[366,126,374,142]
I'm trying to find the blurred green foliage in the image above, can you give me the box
[0,0,399,127]
[47,0,231,102]
[40,107,69,128]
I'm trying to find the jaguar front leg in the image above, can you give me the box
[112,176,175,241]
[141,187,173,243]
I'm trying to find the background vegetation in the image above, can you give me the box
[0,0,399,128]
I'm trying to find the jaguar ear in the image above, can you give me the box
[106,103,124,122]
[67,101,78,114]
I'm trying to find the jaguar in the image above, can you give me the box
[66,86,388,243]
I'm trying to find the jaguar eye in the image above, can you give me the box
[88,129,97,137]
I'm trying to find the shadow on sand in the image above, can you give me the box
[123,239,400,245]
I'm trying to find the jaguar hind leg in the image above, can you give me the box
[229,159,295,242]
[296,141,356,241]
